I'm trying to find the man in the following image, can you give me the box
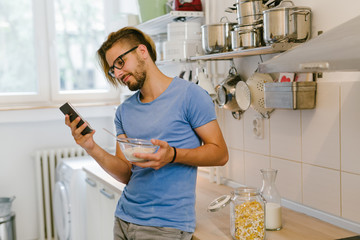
[65,27,228,240]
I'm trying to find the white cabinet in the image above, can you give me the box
[85,176,101,240]
[99,183,120,240]
[85,174,121,240]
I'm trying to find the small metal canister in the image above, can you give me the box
[208,187,265,240]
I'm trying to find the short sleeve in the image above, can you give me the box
[114,105,125,136]
[185,83,216,129]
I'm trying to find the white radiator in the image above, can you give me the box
[34,147,88,240]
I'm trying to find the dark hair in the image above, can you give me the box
[97,27,157,87]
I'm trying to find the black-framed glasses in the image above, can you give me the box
[108,46,138,78]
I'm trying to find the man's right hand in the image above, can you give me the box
[65,114,96,152]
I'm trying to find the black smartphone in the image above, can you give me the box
[59,102,93,135]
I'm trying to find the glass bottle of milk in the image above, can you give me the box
[260,168,282,231]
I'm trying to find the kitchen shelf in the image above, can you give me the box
[156,59,190,66]
[137,11,204,36]
[190,42,299,61]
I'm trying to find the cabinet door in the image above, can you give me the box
[85,176,101,240]
[99,183,120,240]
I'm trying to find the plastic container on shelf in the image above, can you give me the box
[162,39,202,60]
[167,22,201,41]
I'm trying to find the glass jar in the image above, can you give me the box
[260,168,282,231]
[208,187,265,240]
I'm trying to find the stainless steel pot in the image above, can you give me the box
[235,0,267,25]
[201,17,237,54]
[215,67,242,118]
[236,0,266,18]
[238,14,263,25]
[232,24,264,49]
[263,0,311,44]
[231,30,241,50]
[237,23,264,48]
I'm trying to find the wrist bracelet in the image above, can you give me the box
[170,146,177,163]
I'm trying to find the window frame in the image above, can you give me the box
[0,0,121,108]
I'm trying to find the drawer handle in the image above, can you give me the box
[85,177,97,187]
[100,188,114,199]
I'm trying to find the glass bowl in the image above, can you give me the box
[117,138,159,162]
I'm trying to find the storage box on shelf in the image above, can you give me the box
[264,81,317,109]
[163,21,202,61]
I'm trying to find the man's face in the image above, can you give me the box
[126,54,146,91]
[106,43,147,91]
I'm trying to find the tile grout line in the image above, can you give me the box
[339,82,343,218]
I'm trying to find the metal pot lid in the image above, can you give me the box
[263,6,311,13]
[208,195,231,212]
[235,81,251,111]
[202,16,237,28]
[216,85,227,107]
[263,0,311,13]
[201,22,237,28]
[236,0,263,3]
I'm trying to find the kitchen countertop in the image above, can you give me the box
[193,174,357,240]
[83,163,125,195]
[83,164,357,240]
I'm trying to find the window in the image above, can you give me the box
[0,0,38,94]
[0,0,139,107]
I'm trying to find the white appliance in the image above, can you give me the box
[53,156,95,240]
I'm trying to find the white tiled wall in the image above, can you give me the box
[302,164,341,216]
[342,172,360,222]
[225,148,245,185]
[219,79,360,224]
[244,151,270,188]
[243,109,270,155]
[341,81,360,175]
[270,110,301,162]
[302,82,340,170]
[271,157,302,203]
[209,0,360,227]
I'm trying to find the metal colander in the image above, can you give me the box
[246,72,274,118]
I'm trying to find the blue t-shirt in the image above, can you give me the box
[114,77,216,232]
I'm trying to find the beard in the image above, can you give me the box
[119,56,146,91]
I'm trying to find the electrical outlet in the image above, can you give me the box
[252,116,263,139]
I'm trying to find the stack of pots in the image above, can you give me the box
[231,0,267,50]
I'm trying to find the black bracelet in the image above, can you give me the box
[170,146,177,163]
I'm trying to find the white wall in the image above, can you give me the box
[206,0,360,230]
[0,106,116,239]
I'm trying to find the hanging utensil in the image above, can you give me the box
[215,66,244,119]
[235,81,251,111]
[246,71,274,118]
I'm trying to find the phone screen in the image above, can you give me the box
[59,102,93,135]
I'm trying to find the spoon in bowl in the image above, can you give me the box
[103,128,118,139]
